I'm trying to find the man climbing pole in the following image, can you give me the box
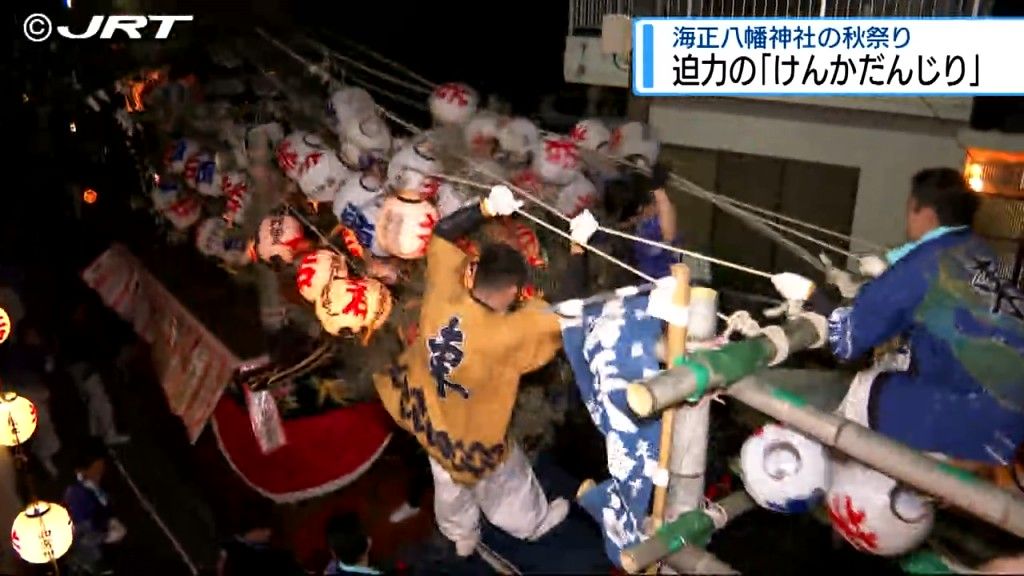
[372,184,589,557]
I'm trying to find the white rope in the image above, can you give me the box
[299,37,433,96]
[107,449,199,575]
[344,73,430,111]
[312,28,438,90]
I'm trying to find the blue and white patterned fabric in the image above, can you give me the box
[560,294,664,567]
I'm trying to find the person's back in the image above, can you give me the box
[218,506,304,576]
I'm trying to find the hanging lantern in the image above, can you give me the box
[570,119,612,152]
[150,177,181,211]
[10,501,74,564]
[533,136,581,186]
[327,87,376,135]
[429,83,478,126]
[276,132,320,181]
[510,168,544,197]
[826,458,934,557]
[196,218,227,258]
[740,424,831,514]
[375,192,440,259]
[220,171,251,226]
[297,147,352,203]
[220,235,254,268]
[386,141,441,198]
[464,112,503,156]
[255,215,308,264]
[609,122,660,168]
[332,225,366,260]
[556,173,598,218]
[497,117,540,166]
[436,182,474,218]
[333,174,385,251]
[183,152,221,196]
[0,306,10,345]
[163,138,200,174]
[504,219,546,268]
[341,114,392,169]
[296,249,347,303]
[162,196,202,230]
[0,392,37,446]
[315,277,393,338]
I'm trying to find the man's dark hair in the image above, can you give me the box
[73,442,106,472]
[325,511,369,565]
[910,168,979,227]
[474,242,529,294]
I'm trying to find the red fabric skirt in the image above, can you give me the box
[210,396,394,503]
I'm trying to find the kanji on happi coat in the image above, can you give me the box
[559,294,664,567]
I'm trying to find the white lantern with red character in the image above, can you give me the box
[429,83,478,126]
[497,117,540,166]
[375,191,440,260]
[570,119,612,152]
[163,196,202,230]
[315,276,394,338]
[184,152,222,196]
[826,458,934,557]
[327,87,376,135]
[533,136,581,186]
[220,171,251,225]
[341,114,392,169]
[296,249,347,303]
[740,423,832,515]
[387,141,442,199]
[464,112,503,156]
[298,147,353,203]
[556,173,598,218]
[164,138,200,174]
[255,215,307,264]
[196,218,227,258]
[11,501,73,564]
[150,177,181,211]
[436,182,474,218]
[609,122,660,168]
[276,132,318,181]
[333,174,386,252]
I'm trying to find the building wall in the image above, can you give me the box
[649,97,968,247]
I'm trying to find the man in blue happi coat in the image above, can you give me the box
[816,168,1024,466]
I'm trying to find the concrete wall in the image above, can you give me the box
[649,97,969,246]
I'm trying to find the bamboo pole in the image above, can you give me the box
[725,376,1024,538]
[622,491,757,572]
[664,547,739,575]
[626,317,822,418]
[648,264,691,574]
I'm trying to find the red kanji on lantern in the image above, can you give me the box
[276,139,299,174]
[420,178,441,203]
[513,170,541,193]
[295,253,318,290]
[570,124,588,143]
[167,197,196,217]
[828,495,878,552]
[609,128,624,149]
[571,194,595,218]
[336,226,365,259]
[302,151,323,172]
[435,83,469,106]
[414,212,438,257]
[342,279,369,319]
[543,138,579,169]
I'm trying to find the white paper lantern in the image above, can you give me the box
[826,458,934,557]
[333,174,386,250]
[0,392,36,446]
[315,277,393,337]
[163,138,200,174]
[375,194,440,259]
[341,115,392,168]
[150,178,181,211]
[327,87,376,134]
[10,501,74,564]
[609,122,660,167]
[464,112,503,155]
[740,423,831,515]
[429,83,478,126]
[183,152,221,196]
[497,117,540,165]
[0,306,10,345]
[297,149,352,202]
[276,132,319,181]
[255,215,307,264]
[196,218,227,258]
[556,173,598,217]
[436,182,474,218]
[533,136,581,186]
[296,249,346,303]
[386,141,441,198]
[570,119,612,151]
[220,171,251,225]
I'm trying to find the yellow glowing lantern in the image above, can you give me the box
[10,501,74,564]
[962,147,1024,198]
[315,277,393,341]
[82,188,98,204]
[0,306,9,344]
[0,392,37,446]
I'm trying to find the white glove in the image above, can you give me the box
[824,267,862,300]
[647,276,689,327]
[770,272,815,302]
[569,209,599,246]
[857,254,888,278]
[554,299,584,317]
[105,518,127,544]
[723,310,761,339]
[482,185,523,217]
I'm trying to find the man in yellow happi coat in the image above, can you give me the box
[374,185,587,557]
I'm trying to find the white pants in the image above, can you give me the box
[430,444,555,546]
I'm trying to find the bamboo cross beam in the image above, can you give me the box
[622,491,757,573]
[626,317,822,418]
[726,376,1024,538]
[664,546,740,575]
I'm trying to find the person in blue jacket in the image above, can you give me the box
[821,167,1024,465]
